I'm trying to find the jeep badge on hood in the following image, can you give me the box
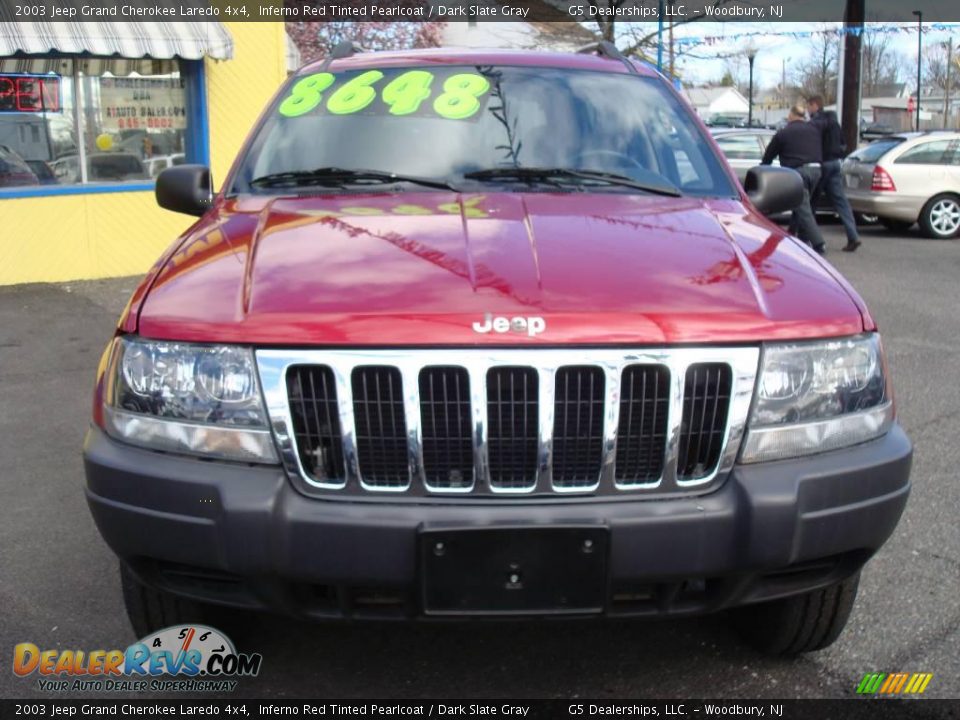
[472,314,546,337]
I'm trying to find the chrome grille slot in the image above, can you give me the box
[615,365,670,487]
[486,367,539,491]
[286,366,345,486]
[419,366,474,491]
[678,363,732,481]
[552,366,605,489]
[257,348,759,499]
[351,366,409,489]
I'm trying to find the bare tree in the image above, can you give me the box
[286,20,445,66]
[581,1,742,54]
[791,26,841,105]
[923,42,959,95]
[861,31,903,96]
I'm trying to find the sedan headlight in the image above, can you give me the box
[740,334,894,463]
[102,336,278,463]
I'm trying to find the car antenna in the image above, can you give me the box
[576,41,638,75]
[318,40,365,73]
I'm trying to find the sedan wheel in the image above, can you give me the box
[919,194,960,239]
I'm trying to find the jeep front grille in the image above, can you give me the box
[259,348,759,499]
[614,365,670,487]
[553,366,607,489]
[351,366,409,489]
[419,366,473,491]
[678,363,733,481]
[487,366,540,491]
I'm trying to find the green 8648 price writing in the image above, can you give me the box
[278,69,491,121]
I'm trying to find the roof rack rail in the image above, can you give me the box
[576,41,638,75]
[318,40,365,72]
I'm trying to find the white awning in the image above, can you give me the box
[0,19,233,61]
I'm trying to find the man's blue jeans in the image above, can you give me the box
[788,165,825,252]
[814,159,860,244]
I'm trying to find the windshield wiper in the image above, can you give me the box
[463,167,681,197]
[249,167,460,192]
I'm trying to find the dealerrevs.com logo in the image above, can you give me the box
[856,672,934,695]
[13,625,262,693]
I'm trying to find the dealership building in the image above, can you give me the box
[0,17,288,285]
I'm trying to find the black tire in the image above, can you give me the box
[733,573,860,656]
[918,193,960,239]
[878,217,914,233]
[120,563,209,638]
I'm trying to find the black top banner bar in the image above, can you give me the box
[4,0,960,23]
[2,699,959,719]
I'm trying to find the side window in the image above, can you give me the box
[715,134,763,160]
[894,140,952,165]
[948,141,960,166]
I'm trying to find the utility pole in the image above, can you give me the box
[669,20,675,79]
[782,58,787,104]
[657,0,664,72]
[913,10,923,131]
[841,0,864,153]
[945,39,953,129]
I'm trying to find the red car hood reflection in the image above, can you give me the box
[136,192,869,345]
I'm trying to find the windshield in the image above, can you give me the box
[231,65,735,198]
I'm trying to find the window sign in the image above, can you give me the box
[99,77,187,132]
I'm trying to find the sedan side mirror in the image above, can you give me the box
[744,166,804,216]
[156,165,212,217]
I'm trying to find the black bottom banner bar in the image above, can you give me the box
[2,699,957,720]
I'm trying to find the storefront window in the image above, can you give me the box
[0,57,193,190]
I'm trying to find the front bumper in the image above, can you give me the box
[84,424,912,619]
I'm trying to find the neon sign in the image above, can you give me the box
[0,74,62,113]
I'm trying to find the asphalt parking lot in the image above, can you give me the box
[1,222,958,700]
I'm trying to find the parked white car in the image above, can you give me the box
[842,132,960,239]
[145,153,186,178]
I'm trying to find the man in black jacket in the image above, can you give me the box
[761,105,826,254]
[807,95,861,252]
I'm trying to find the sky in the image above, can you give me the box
[612,21,959,89]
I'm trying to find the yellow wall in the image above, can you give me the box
[0,22,287,286]
[206,23,288,187]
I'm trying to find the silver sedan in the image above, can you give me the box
[842,131,960,239]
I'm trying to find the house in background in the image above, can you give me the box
[683,86,750,122]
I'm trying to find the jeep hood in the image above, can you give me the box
[136,192,869,345]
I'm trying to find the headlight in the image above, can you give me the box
[102,336,278,463]
[740,334,893,463]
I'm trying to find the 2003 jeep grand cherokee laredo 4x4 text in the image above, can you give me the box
[83,43,912,655]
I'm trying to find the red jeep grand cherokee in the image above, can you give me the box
[83,43,912,655]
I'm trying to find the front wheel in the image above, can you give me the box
[733,573,860,656]
[120,563,209,638]
[918,194,960,239]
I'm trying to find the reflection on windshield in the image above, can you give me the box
[233,65,735,198]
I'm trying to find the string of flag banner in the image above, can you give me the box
[673,22,960,47]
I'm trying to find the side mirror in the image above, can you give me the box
[156,165,212,217]
[744,166,804,216]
